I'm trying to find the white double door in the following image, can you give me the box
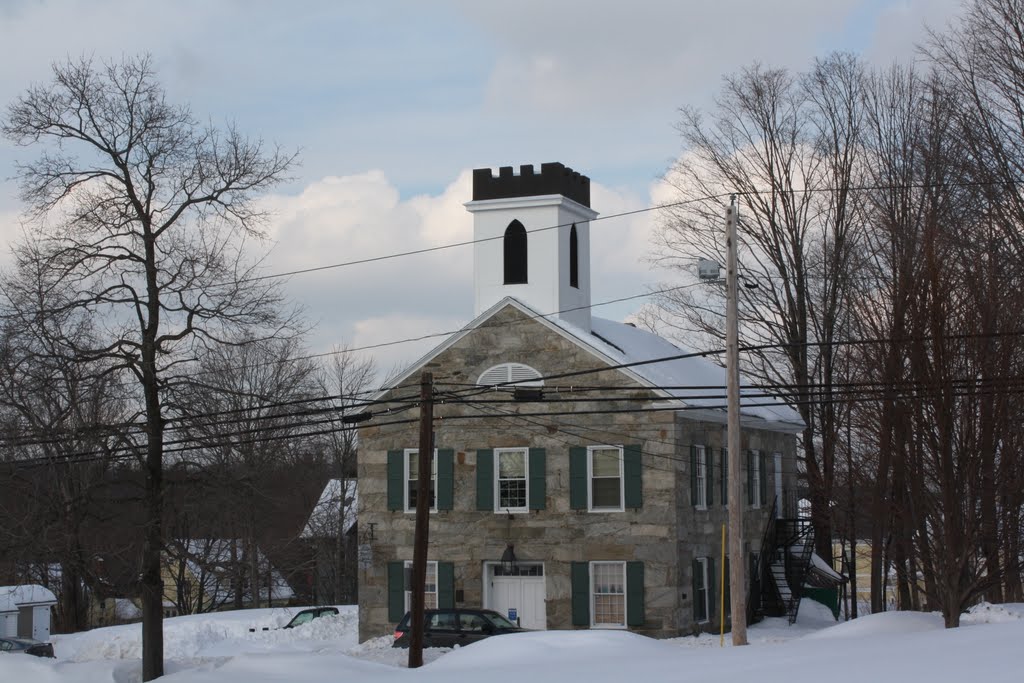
[485,563,547,630]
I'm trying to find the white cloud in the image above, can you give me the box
[351,313,469,377]
[257,168,670,371]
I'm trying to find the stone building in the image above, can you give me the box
[356,162,804,642]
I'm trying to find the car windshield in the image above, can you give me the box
[288,611,316,627]
[482,612,517,629]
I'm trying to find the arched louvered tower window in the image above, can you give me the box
[477,363,543,388]
[504,220,527,285]
[569,223,579,288]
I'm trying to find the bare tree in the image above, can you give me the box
[172,334,317,610]
[2,56,298,680]
[650,54,866,563]
[0,248,129,632]
[310,347,376,604]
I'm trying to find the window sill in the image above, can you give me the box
[590,623,627,630]
[587,507,625,513]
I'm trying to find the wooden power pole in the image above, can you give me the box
[725,196,749,645]
[408,371,434,668]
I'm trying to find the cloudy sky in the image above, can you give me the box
[0,0,964,373]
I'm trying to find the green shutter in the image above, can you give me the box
[720,448,728,506]
[690,445,698,508]
[759,451,768,506]
[387,561,405,622]
[571,561,590,626]
[529,448,546,510]
[707,556,716,621]
[387,450,404,511]
[438,562,455,608]
[691,558,702,621]
[705,448,714,507]
[436,449,455,510]
[623,444,642,509]
[476,449,494,511]
[626,561,645,627]
[747,451,755,506]
[569,447,587,510]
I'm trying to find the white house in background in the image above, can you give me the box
[0,584,57,641]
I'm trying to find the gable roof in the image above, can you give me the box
[301,479,357,538]
[0,584,57,611]
[570,316,804,429]
[378,297,804,433]
[164,539,295,604]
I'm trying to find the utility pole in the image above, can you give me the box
[408,371,433,668]
[725,196,748,646]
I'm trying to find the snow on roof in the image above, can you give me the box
[114,598,142,620]
[559,315,804,429]
[301,479,357,539]
[0,584,58,607]
[376,297,804,432]
[808,551,846,583]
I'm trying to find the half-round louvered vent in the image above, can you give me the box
[476,363,544,387]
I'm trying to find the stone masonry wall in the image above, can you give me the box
[674,417,797,633]
[356,304,797,641]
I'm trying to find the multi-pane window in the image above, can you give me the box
[591,561,626,628]
[694,446,708,509]
[694,557,709,623]
[404,560,438,612]
[589,445,623,511]
[405,449,437,512]
[750,450,762,508]
[496,448,528,512]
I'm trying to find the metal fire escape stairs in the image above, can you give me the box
[748,497,816,625]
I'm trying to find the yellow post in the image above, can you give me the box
[720,523,726,646]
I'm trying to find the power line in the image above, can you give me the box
[6,371,1023,469]
[10,348,1024,455]
[215,176,1023,289]
[428,329,1024,391]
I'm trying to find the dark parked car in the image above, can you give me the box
[283,606,339,629]
[0,637,55,658]
[392,608,526,648]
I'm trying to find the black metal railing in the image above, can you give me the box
[748,495,817,624]
[747,496,778,625]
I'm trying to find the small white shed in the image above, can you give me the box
[0,585,57,641]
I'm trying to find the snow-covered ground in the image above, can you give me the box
[1,600,1022,682]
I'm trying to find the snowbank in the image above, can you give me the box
[10,601,1024,683]
[52,605,358,662]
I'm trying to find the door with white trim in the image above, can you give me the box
[485,563,546,630]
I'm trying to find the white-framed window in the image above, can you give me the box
[404,448,437,513]
[495,447,528,512]
[403,560,438,612]
[694,445,708,509]
[588,445,624,512]
[590,561,626,628]
[694,557,710,623]
[750,450,762,509]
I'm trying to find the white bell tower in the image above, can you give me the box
[465,163,598,331]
